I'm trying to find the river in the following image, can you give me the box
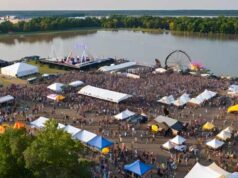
[0,29,238,77]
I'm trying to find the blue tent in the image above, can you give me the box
[124,160,153,176]
[87,136,113,150]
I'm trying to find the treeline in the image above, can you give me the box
[1,15,238,34]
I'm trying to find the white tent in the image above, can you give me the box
[69,80,84,87]
[64,125,81,136]
[170,135,186,145]
[31,116,49,129]
[206,138,224,149]
[189,90,217,105]
[208,163,230,177]
[162,141,175,150]
[217,130,232,141]
[158,95,175,105]
[98,62,136,72]
[73,130,97,143]
[31,116,65,129]
[185,162,227,178]
[1,62,38,77]
[47,83,65,92]
[0,95,14,104]
[173,93,190,106]
[78,85,132,103]
[223,126,233,133]
[228,85,238,96]
[114,109,135,120]
[154,68,167,74]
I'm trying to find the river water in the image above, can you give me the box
[0,30,238,76]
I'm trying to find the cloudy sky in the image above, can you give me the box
[0,0,238,10]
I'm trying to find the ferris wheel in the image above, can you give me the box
[165,50,192,71]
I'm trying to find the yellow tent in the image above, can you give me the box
[101,147,110,154]
[227,104,238,113]
[0,126,5,134]
[202,122,215,131]
[151,125,159,132]
[56,95,65,102]
[13,122,26,129]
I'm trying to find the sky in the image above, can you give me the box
[0,0,238,10]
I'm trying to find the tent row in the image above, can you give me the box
[185,162,238,178]
[158,90,217,106]
[47,80,84,92]
[30,117,113,150]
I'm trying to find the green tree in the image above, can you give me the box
[0,128,33,178]
[24,119,91,178]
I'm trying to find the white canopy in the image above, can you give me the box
[208,163,230,177]
[185,162,227,178]
[47,83,65,92]
[173,93,190,106]
[0,95,14,104]
[217,130,232,141]
[30,116,49,129]
[69,80,84,87]
[1,62,38,77]
[64,125,81,136]
[154,68,167,74]
[170,135,186,145]
[31,116,65,129]
[73,130,97,143]
[114,109,135,120]
[162,141,175,150]
[223,126,233,133]
[78,85,132,103]
[189,89,217,105]
[98,62,136,72]
[158,95,175,105]
[206,138,224,149]
[228,85,238,96]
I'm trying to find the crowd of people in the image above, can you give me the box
[0,68,238,177]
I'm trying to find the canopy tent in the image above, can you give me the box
[185,162,227,178]
[203,122,215,131]
[154,68,167,74]
[124,160,153,177]
[216,130,232,141]
[0,95,14,104]
[30,117,64,129]
[227,105,238,113]
[30,116,49,129]
[13,122,26,129]
[228,85,238,96]
[42,73,50,77]
[189,89,217,105]
[162,141,175,150]
[98,62,136,72]
[154,115,184,131]
[208,163,230,177]
[206,138,224,149]
[64,125,81,137]
[173,93,190,107]
[47,94,65,102]
[114,109,135,120]
[223,126,233,133]
[47,83,65,92]
[158,95,175,105]
[87,136,113,150]
[78,85,132,103]
[1,62,39,77]
[69,80,84,87]
[73,130,97,143]
[170,135,186,145]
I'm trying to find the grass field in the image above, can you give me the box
[27,60,67,74]
[0,74,27,87]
